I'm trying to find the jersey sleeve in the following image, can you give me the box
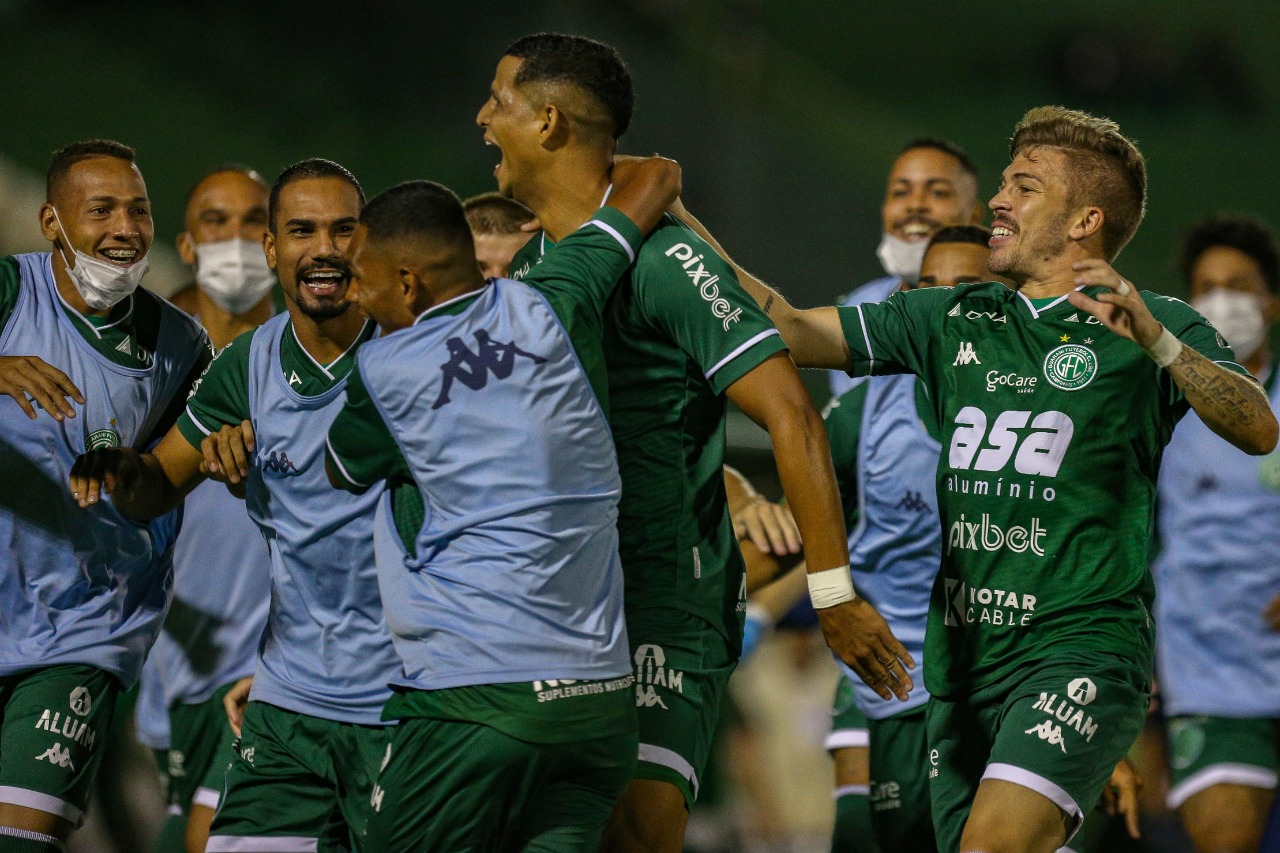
[635,222,787,394]
[0,257,20,334]
[175,329,253,450]
[324,361,408,494]
[1145,292,1253,412]
[836,286,952,378]
[821,382,868,537]
[525,205,643,336]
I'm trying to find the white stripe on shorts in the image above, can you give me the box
[637,743,700,799]
[1167,762,1277,810]
[205,837,319,852]
[0,785,83,825]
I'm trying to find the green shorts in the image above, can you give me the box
[206,701,390,853]
[825,674,871,754]
[366,715,636,852]
[1165,715,1279,809]
[0,664,119,827]
[868,706,936,852]
[926,654,1148,851]
[628,609,736,809]
[166,683,239,813]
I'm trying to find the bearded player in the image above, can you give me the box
[678,106,1277,852]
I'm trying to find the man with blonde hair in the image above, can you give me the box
[678,105,1278,852]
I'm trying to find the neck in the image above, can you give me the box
[51,248,110,317]
[517,150,613,242]
[413,271,488,323]
[195,289,273,349]
[1012,249,1098,299]
[287,303,368,363]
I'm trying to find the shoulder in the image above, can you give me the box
[1139,291,1203,328]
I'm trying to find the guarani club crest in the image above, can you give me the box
[1042,344,1097,392]
[86,419,121,450]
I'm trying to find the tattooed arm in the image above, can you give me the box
[670,199,851,370]
[1069,259,1278,455]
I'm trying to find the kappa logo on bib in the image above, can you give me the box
[1043,344,1097,391]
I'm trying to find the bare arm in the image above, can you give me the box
[69,427,206,519]
[727,351,913,700]
[1069,260,1278,455]
[671,199,851,370]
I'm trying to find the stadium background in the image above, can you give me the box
[2,1,1278,850]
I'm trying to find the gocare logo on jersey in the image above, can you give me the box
[663,243,742,330]
[985,370,1037,394]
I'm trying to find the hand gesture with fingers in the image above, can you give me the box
[817,598,915,702]
[0,355,84,421]
[1102,757,1144,839]
[69,447,145,509]
[733,499,802,556]
[201,420,255,485]
[223,676,254,738]
[1066,260,1163,348]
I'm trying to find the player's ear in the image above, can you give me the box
[540,104,569,149]
[38,202,59,243]
[968,201,985,226]
[176,231,197,266]
[1069,206,1104,243]
[262,230,277,271]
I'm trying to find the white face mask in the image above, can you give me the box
[52,208,149,311]
[1192,288,1267,362]
[194,238,276,316]
[876,232,929,285]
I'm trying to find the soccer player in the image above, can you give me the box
[1155,214,1280,853]
[69,158,401,852]
[463,190,537,278]
[476,33,911,852]
[324,157,679,851]
[133,165,275,853]
[680,106,1278,852]
[0,140,209,853]
[831,139,984,399]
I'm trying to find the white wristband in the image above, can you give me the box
[1144,327,1182,368]
[807,565,856,609]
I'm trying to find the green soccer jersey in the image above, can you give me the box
[512,214,788,645]
[838,282,1247,697]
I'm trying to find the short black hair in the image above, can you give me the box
[462,192,536,236]
[185,163,268,211]
[268,158,365,232]
[47,139,137,200]
[361,180,474,251]
[505,33,634,139]
[1180,214,1279,295]
[898,137,980,183]
[928,224,991,250]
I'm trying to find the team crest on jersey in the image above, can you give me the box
[1042,344,1097,391]
[86,420,121,450]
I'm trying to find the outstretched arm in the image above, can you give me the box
[69,426,206,519]
[727,351,914,701]
[1069,260,1278,455]
[671,200,851,369]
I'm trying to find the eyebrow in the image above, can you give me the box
[1008,172,1043,184]
[87,195,149,204]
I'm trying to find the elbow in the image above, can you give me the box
[1244,413,1279,456]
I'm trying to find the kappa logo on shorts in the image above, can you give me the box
[36,743,75,770]
[1031,691,1099,742]
[69,686,92,717]
[1024,719,1067,753]
[633,644,684,709]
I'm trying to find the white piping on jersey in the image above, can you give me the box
[705,329,781,380]
[324,432,366,489]
[183,405,214,437]
[1015,286,1083,320]
[415,289,483,324]
[59,291,135,340]
[586,218,634,264]
[290,318,374,379]
[855,304,876,372]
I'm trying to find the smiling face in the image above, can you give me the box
[43,155,152,271]
[476,55,544,200]
[344,224,417,333]
[264,176,361,320]
[987,147,1075,282]
[882,147,980,243]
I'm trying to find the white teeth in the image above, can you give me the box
[992,226,1013,237]
[103,249,135,258]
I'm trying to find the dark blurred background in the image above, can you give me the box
[4,3,1275,849]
